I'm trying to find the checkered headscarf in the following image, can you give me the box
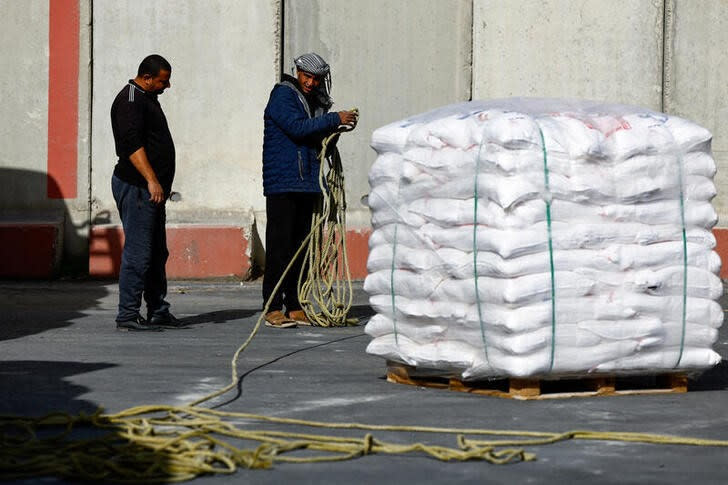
[294,53,333,108]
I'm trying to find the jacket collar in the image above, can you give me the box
[278,74,314,117]
[128,79,158,101]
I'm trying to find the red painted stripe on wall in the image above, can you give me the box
[89,226,252,279]
[47,0,80,199]
[713,228,728,278]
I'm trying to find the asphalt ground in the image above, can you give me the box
[1,279,728,484]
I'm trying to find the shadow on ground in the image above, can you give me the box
[690,360,728,391]
[180,309,258,326]
[0,280,181,482]
[0,360,114,415]
[0,362,182,481]
[348,303,375,323]
[0,281,109,342]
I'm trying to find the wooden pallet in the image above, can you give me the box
[386,361,688,400]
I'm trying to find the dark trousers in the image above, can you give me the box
[262,192,320,313]
[112,175,170,322]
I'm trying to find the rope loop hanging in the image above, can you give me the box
[298,116,359,327]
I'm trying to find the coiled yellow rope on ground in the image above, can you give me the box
[4,402,728,483]
[2,121,728,483]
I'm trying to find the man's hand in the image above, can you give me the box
[128,147,165,204]
[147,180,165,203]
[337,110,358,128]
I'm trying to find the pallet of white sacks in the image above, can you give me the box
[385,361,688,400]
[366,100,721,397]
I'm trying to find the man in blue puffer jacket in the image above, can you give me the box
[262,52,358,328]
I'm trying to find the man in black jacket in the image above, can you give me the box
[110,54,181,331]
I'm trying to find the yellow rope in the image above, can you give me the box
[297,116,358,327]
[2,117,728,482]
[4,403,728,482]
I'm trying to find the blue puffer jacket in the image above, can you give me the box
[262,75,340,195]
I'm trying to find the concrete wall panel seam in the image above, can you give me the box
[468,0,474,101]
[662,0,675,113]
[87,0,94,217]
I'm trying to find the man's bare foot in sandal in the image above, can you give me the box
[287,310,312,326]
[265,310,297,328]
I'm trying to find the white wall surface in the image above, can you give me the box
[0,0,91,268]
[473,0,664,109]
[4,0,728,275]
[664,0,728,223]
[283,0,473,227]
[91,0,279,224]
[0,0,49,208]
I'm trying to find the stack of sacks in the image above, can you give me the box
[364,98,723,379]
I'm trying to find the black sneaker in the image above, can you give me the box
[116,316,164,332]
[148,313,187,328]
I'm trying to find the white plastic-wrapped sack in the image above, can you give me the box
[365,98,722,379]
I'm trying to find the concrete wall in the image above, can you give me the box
[664,0,728,225]
[89,0,279,278]
[91,0,278,224]
[3,0,728,279]
[0,0,91,274]
[472,0,664,108]
[283,0,473,229]
[0,0,49,196]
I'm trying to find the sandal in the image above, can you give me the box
[287,310,312,326]
[265,310,297,328]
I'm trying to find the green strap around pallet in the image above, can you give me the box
[674,144,688,368]
[389,165,407,348]
[536,122,557,373]
[474,132,490,364]
[391,221,400,347]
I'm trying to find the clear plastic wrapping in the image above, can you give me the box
[364,97,722,379]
